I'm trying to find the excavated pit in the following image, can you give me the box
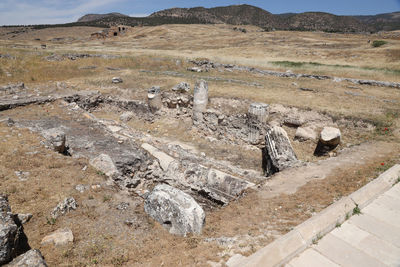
[1,84,378,211]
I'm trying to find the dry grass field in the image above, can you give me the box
[0,24,399,266]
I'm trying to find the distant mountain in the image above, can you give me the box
[283,12,370,32]
[149,5,283,29]
[77,12,128,23]
[29,5,400,33]
[149,5,371,32]
[355,11,400,31]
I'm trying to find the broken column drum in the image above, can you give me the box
[247,103,269,144]
[262,126,297,176]
[148,86,162,112]
[192,80,208,122]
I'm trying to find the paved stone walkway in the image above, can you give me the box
[288,182,400,267]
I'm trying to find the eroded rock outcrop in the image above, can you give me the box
[144,184,205,236]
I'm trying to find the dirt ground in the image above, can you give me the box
[0,24,400,266]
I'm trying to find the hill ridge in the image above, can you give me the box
[32,4,400,32]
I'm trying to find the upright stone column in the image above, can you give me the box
[247,103,269,144]
[148,86,162,112]
[192,80,208,122]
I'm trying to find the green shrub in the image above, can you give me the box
[372,40,388,48]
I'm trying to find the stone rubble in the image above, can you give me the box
[172,82,190,93]
[50,197,78,219]
[119,111,134,122]
[189,59,400,89]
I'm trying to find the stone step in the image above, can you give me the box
[330,222,400,266]
[289,248,339,267]
[349,213,400,248]
[314,233,385,267]
[363,201,400,229]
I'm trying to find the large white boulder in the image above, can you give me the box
[144,184,205,236]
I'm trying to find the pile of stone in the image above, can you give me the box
[172,82,190,93]
[44,53,120,62]
[51,197,77,219]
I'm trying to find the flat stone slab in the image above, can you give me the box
[141,143,175,171]
[289,248,339,267]
[384,183,400,200]
[349,213,400,248]
[362,201,400,229]
[314,234,384,267]
[373,194,400,212]
[330,222,400,266]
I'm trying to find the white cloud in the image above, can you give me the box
[0,0,128,25]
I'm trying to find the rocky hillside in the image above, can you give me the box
[284,12,371,32]
[355,12,400,31]
[149,5,283,29]
[28,4,400,32]
[149,5,374,32]
[77,12,128,22]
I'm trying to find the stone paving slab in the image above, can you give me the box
[363,201,400,228]
[330,222,400,266]
[385,184,400,200]
[313,234,385,267]
[288,248,339,267]
[374,194,400,212]
[349,213,400,248]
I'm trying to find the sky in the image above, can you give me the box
[0,0,399,26]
